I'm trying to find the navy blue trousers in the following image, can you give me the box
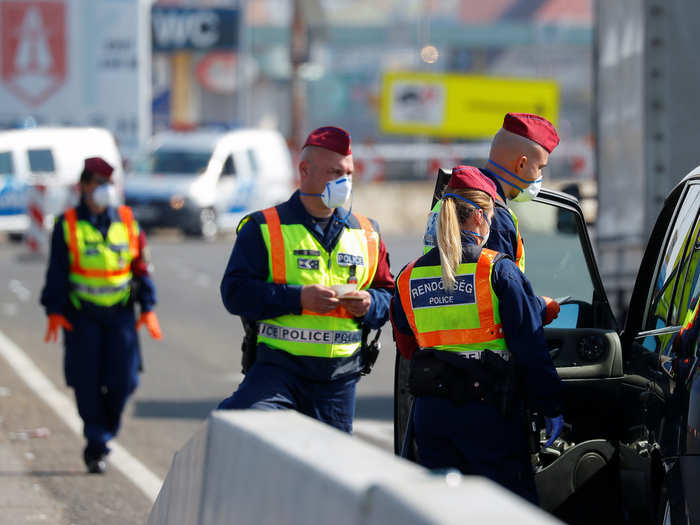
[414,395,537,504]
[218,361,359,433]
[63,305,140,456]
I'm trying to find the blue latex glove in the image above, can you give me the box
[544,415,565,447]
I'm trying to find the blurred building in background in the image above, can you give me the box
[151,0,593,180]
[0,0,593,180]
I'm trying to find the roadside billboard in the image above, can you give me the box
[0,0,150,160]
[380,71,559,139]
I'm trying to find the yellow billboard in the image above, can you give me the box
[380,71,559,139]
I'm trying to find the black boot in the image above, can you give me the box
[83,445,109,474]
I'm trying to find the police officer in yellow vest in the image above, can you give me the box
[392,166,563,503]
[41,157,162,473]
[218,127,395,432]
[423,113,561,324]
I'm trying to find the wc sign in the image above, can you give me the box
[1,1,67,107]
[151,6,239,52]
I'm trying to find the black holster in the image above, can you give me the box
[360,326,381,376]
[240,318,258,374]
[408,349,516,416]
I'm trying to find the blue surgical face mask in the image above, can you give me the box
[487,159,542,202]
[301,176,352,209]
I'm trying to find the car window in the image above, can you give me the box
[508,199,614,329]
[671,219,700,325]
[222,155,236,177]
[636,184,700,355]
[645,185,700,331]
[0,151,13,175]
[27,149,55,173]
[142,149,211,175]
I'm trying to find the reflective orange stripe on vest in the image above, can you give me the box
[397,249,502,347]
[118,205,139,259]
[65,206,137,278]
[262,207,286,284]
[354,213,379,290]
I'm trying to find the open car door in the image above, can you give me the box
[393,180,626,520]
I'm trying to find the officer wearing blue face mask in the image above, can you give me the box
[393,166,564,504]
[218,126,395,433]
[424,113,562,325]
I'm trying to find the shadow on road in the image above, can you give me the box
[0,470,86,477]
[133,394,393,421]
[133,399,219,419]
[355,395,392,421]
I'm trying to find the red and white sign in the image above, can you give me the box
[1,1,66,106]
[196,51,237,94]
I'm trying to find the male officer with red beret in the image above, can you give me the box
[41,157,163,473]
[424,112,562,324]
[218,126,395,433]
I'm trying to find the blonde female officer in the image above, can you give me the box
[391,166,564,503]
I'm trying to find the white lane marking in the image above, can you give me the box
[0,329,163,502]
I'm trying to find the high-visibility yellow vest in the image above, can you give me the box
[256,206,380,358]
[682,300,700,334]
[63,206,139,308]
[423,200,525,272]
[397,247,509,359]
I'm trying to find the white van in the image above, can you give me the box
[124,129,295,238]
[0,127,124,238]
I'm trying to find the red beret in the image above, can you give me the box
[503,113,560,153]
[448,166,499,202]
[303,126,352,156]
[84,157,114,178]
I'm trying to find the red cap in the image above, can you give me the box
[303,126,352,156]
[84,157,114,178]
[502,113,560,153]
[448,166,499,202]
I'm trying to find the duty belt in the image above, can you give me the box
[71,281,130,295]
[258,323,362,345]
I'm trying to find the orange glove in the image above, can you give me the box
[136,311,163,340]
[542,296,560,326]
[44,314,73,343]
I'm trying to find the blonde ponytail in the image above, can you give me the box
[437,188,494,292]
[437,197,461,291]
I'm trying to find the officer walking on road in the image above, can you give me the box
[424,113,562,324]
[392,166,564,503]
[41,157,163,474]
[218,126,394,433]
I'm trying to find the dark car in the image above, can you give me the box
[395,167,700,524]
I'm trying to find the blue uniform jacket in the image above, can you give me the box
[221,190,395,381]
[391,235,562,416]
[481,168,546,316]
[40,200,157,317]
[481,168,519,262]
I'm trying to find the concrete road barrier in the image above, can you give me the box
[149,410,560,525]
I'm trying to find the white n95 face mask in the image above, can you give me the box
[320,176,352,209]
[513,178,542,202]
[92,184,118,208]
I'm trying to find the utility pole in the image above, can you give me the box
[290,0,308,151]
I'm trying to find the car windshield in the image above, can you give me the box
[508,198,616,330]
[135,149,212,175]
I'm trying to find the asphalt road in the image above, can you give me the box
[0,231,420,524]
